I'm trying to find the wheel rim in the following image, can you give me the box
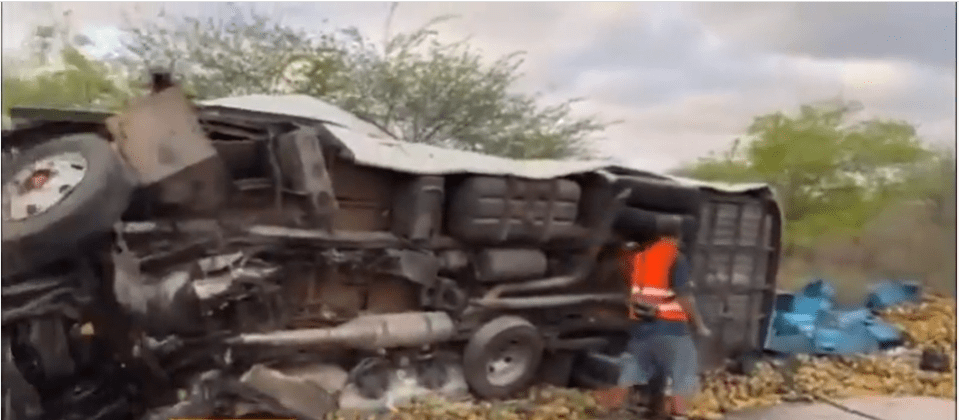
[2,152,88,221]
[485,338,534,387]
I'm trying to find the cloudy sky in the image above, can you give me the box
[2,2,956,171]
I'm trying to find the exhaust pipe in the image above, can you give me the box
[227,312,455,351]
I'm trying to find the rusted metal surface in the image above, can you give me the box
[275,127,338,229]
[287,266,365,325]
[106,85,231,216]
[329,160,394,232]
[377,249,441,287]
[474,249,549,283]
[106,86,219,185]
[391,176,444,242]
[365,277,421,314]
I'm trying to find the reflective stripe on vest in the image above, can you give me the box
[627,238,689,322]
[630,286,674,298]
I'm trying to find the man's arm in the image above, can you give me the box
[677,296,710,337]
[672,255,711,337]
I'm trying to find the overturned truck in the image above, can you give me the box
[1,78,783,420]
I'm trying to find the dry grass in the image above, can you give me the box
[779,201,955,303]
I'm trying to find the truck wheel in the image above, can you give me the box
[463,316,544,399]
[2,134,135,270]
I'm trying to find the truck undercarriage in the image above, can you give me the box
[1,77,783,420]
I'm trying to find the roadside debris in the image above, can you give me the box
[866,281,922,311]
[688,291,955,420]
[238,364,338,419]
[764,279,920,356]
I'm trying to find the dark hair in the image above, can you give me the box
[656,215,684,239]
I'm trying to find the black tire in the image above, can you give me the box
[463,316,544,399]
[2,134,135,272]
[616,176,702,215]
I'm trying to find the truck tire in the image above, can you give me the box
[2,134,135,271]
[463,316,544,399]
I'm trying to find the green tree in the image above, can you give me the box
[684,99,938,250]
[325,11,610,159]
[2,19,136,116]
[120,5,611,159]
[678,138,756,182]
[121,5,349,100]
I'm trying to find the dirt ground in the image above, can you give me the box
[723,396,956,420]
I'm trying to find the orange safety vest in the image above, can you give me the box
[624,238,689,322]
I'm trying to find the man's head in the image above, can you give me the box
[656,214,684,241]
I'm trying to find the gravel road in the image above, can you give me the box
[724,396,956,420]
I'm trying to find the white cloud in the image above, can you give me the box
[2,1,954,170]
[839,60,914,97]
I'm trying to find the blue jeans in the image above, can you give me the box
[617,323,700,397]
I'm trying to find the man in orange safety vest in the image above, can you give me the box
[610,215,712,419]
